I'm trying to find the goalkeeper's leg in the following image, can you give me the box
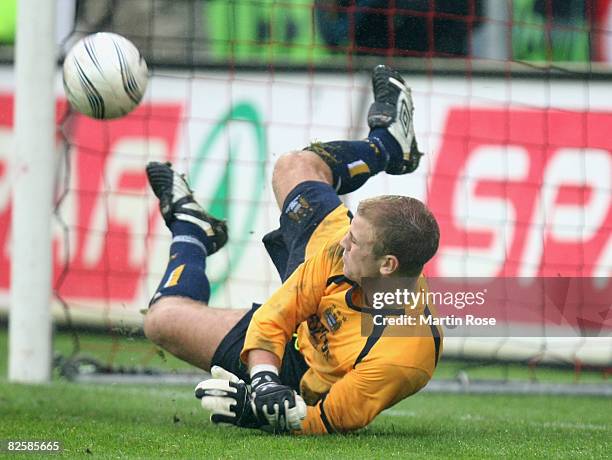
[143,65,422,370]
[268,65,422,280]
[143,161,245,371]
[272,64,422,207]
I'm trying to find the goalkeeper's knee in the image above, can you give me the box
[307,139,388,195]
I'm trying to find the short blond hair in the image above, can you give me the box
[357,196,439,276]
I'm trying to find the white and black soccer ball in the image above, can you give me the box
[62,32,148,120]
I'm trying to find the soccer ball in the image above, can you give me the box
[62,32,148,119]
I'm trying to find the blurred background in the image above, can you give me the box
[1,0,609,64]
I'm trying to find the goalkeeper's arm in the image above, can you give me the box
[196,363,306,433]
[298,363,430,434]
[247,349,307,432]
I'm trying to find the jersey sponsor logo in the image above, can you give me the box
[428,107,612,278]
[306,314,331,360]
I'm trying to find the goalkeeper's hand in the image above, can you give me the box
[195,366,260,429]
[249,369,307,432]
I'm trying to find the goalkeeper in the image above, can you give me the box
[144,65,442,434]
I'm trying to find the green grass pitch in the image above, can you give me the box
[1,328,610,458]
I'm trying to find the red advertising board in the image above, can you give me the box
[1,97,611,321]
[0,94,182,302]
[428,107,612,278]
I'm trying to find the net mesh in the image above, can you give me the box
[0,0,610,384]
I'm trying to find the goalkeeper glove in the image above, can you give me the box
[195,366,260,429]
[249,369,307,432]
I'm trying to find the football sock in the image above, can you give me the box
[150,221,211,305]
[308,128,403,194]
[368,127,403,166]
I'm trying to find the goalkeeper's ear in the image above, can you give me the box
[210,365,241,383]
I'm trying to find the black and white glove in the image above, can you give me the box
[250,369,307,432]
[195,366,260,429]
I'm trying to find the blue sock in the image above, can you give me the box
[368,128,403,164]
[308,129,402,194]
[150,221,211,305]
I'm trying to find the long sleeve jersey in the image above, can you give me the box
[241,217,442,434]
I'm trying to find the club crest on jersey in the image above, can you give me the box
[323,306,345,332]
[285,194,312,223]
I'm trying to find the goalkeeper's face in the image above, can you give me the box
[340,214,386,284]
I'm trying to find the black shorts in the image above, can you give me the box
[209,302,309,390]
[210,181,343,391]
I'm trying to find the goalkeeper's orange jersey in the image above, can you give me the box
[240,205,442,434]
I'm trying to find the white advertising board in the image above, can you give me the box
[0,68,610,363]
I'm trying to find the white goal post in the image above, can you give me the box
[8,0,56,383]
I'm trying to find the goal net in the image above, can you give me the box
[0,0,610,386]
